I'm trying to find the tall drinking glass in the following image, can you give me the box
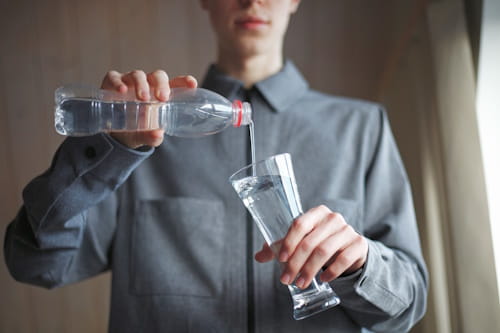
[229,153,340,320]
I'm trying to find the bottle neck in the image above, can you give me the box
[232,100,252,127]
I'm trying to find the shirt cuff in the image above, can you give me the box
[66,134,152,177]
[353,239,410,316]
[86,134,153,185]
[23,134,154,224]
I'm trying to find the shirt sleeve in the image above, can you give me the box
[3,134,153,288]
[330,108,429,332]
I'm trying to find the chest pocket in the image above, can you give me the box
[131,197,225,297]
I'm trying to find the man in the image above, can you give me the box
[4,0,428,332]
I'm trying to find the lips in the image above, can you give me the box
[235,16,270,29]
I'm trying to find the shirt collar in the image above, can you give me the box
[201,65,245,100]
[201,60,309,112]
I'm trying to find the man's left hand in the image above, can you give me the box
[254,205,368,289]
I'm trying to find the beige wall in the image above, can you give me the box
[1,1,498,332]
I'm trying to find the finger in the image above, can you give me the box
[320,232,367,283]
[138,129,165,147]
[282,213,346,287]
[279,205,330,263]
[294,224,352,289]
[122,70,150,100]
[110,129,165,149]
[101,70,127,93]
[255,243,275,263]
[147,70,170,101]
[169,75,198,89]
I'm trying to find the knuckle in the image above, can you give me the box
[285,261,300,274]
[103,70,119,85]
[326,211,339,221]
[314,245,330,258]
[310,205,326,214]
[153,70,169,81]
[300,239,313,253]
[281,239,293,253]
[319,204,330,212]
[153,69,166,76]
[353,233,364,244]
[106,70,118,78]
[337,251,353,267]
[292,217,308,233]
[316,204,331,215]
[326,266,341,280]
[340,223,351,234]
[131,69,146,78]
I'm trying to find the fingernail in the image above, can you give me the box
[296,277,305,289]
[279,251,288,262]
[280,273,291,285]
[139,90,149,100]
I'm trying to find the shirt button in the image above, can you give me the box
[85,146,97,159]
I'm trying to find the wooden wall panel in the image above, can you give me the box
[285,1,417,100]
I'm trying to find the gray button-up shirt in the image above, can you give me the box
[4,61,428,332]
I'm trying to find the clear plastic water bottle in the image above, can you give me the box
[54,84,252,137]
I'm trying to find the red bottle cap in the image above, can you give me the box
[233,100,243,127]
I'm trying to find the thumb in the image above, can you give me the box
[255,243,275,263]
[111,129,165,149]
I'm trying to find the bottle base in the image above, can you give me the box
[291,288,341,320]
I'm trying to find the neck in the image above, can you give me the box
[216,52,283,88]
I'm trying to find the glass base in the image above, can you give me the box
[290,282,341,320]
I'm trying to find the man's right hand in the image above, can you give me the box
[100,70,198,149]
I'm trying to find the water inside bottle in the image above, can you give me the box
[55,97,166,135]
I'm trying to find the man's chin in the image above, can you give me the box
[232,38,272,57]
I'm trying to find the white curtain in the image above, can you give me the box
[380,1,500,332]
